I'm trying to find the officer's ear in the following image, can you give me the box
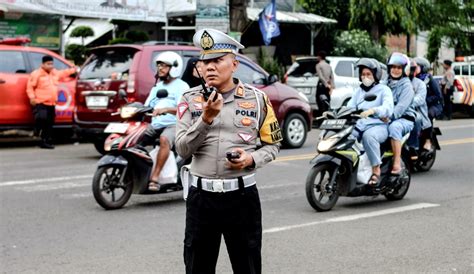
[231,55,239,71]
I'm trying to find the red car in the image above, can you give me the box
[75,45,311,153]
[0,43,77,134]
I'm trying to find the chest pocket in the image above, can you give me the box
[233,99,259,144]
[188,94,205,123]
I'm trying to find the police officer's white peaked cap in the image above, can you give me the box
[193,28,245,60]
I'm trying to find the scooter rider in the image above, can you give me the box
[406,58,431,155]
[384,52,416,176]
[346,58,394,186]
[414,56,443,151]
[141,51,190,191]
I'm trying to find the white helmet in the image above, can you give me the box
[155,51,184,78]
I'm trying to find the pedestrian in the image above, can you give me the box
[315,50,334,114]
[26,55,77,149]
[176,28,282,273]
[441,59,455,120]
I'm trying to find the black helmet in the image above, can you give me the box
[356,58,382,82]
[414,57,431,74]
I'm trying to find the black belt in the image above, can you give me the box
[401,115,415,122]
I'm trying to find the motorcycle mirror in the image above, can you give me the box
[364,94,377,102]
[156,89,168,99]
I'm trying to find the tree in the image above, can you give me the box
[65,44,87,65]
[333,29,387,62]
[70,26,95,46]
[426,0,473,63]
[348,0,473,60]
[349,0,424,43]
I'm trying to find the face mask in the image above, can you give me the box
[361,77,374,87]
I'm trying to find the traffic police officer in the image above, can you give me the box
[176,28,282,273]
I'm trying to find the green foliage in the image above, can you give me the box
[426,0,473,62]
[257,48,284,80]
[108,37,133,45]
[349,0,424,41]
[65,44,87,65]
[70,26,94,46]
[124,30,149,42]
[70,26,95,38]
[333,30,388,62]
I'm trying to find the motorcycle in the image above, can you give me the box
[305,94,411,212]
[331,88,442,173]
[92,90,190,210]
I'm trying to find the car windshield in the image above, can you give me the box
[79,48,138,80]
[288,59,317,77]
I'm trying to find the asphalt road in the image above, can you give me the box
[1,119,473,273]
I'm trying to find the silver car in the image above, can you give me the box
[284,56,387,115]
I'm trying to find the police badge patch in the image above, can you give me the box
[200,31,214,50]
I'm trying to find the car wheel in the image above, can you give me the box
[282,113,307,148]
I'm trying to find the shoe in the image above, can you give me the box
[39,142,55,149]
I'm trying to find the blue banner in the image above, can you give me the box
[258,0,280,46]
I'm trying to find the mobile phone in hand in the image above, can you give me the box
[226,151,241,162]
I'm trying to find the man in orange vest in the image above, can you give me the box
[26,55,77,149]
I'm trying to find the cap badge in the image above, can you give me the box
[200,31,214,50]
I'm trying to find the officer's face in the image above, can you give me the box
[201,54,239,89]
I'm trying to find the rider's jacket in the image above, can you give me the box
[346,83,394,131]
[411,77,431,130]
[385,77,417,120]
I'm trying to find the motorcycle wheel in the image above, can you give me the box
[416,149,436,172]
[385,160,411,201]
[92,165,133,210]
[305,163,339,212]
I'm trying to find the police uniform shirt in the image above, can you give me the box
[175,79,282,179]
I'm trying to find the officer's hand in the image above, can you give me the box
[30,98,36,106]
[360,109,375,118]
[381,117,390,123]
[225,148,254,170]
[202,90,223,124]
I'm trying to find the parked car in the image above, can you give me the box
[0,42,77,135]
[74,44,312,153]
[433,75,474,117]
[283,56,387,115]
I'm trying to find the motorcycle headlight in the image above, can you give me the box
[120,107,137,119]
[317,138,339,152]
[317,126,354,152]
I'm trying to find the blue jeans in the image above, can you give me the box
[389,118,414,141]
[352,124,389,166]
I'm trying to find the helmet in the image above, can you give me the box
[387,52,409,67]
[356,58,382,82]
[414,57,431,74]
[155,51,184,78]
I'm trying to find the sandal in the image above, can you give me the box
[367,173,381,186]
[148,180,161,191]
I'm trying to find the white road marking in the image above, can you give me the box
[17,181,90,192]
[0,175,91,187]
[59,192,92,199]
[263,203,440,234]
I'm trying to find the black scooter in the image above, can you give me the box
[305,94,411,212]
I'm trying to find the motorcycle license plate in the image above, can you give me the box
[104,123,129,134]
[320,119,346,130]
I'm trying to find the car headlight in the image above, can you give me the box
[297,91,309,102]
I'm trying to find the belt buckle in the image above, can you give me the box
[213,180,224,193]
